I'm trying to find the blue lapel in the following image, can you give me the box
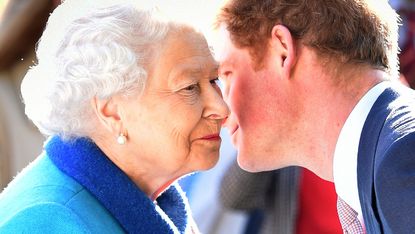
[357,87,399,233]
[45,136,188,234]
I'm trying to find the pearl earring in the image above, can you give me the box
[117,133,127,145]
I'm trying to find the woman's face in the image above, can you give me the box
[120,27,229,179]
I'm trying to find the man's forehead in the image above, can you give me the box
[211,25,230,60]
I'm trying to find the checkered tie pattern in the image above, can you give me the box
[337,197,365,234]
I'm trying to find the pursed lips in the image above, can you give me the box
[199,133,221,141]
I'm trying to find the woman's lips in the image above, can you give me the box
[199,133,221,141]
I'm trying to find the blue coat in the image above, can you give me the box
[0,136,193,233]
[358,85,415,233]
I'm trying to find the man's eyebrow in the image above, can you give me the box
[218,64,226,76]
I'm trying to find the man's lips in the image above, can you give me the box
[230,125,239,135]
[199,133,221,141]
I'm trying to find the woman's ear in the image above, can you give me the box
[91,96,122,135]
[270,24,296,79]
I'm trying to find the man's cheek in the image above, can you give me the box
[228,83,242,108]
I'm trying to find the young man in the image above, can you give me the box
[213,0,415,233]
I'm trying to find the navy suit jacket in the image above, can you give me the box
[358,85,415,233]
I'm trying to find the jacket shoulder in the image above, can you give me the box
[374,125,415,232]
[0,154,84,214]
[0,202,90,233]
[0,154,124,233]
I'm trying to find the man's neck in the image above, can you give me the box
[296,64,387,181]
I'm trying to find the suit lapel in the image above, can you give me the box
[357,87,399,233]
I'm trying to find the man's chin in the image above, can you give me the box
[237,150,283,172]
[236,152,264,172]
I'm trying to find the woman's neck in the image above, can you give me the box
[90,133,181,200]
[150,177,179,201]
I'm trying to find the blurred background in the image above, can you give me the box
[0,0,414,233]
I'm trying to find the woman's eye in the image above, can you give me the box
[210,77,220,86]
[183,84,199,92]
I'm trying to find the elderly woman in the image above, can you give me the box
[0,0,229,233]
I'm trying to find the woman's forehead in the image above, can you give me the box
[162,30,215,65]
[146,29,217,86]
[167,58,218,81]
[163,28,211,57]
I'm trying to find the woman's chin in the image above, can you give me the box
[194,152,220,172]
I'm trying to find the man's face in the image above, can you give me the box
[214,25,299,172]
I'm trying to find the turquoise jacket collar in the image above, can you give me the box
[45,136,189,233]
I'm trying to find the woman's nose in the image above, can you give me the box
[202,86,230,120]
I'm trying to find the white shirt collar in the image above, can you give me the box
[333,81,390,222]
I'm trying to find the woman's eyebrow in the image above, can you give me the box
[167,67,201,87]
[210,64,219,76]
[169,64,218,84]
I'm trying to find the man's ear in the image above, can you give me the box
[91,96,122,135]
[270,24,296,79]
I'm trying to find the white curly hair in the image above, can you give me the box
[21,0,173,139]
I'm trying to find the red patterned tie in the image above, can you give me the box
[337,197,365,234]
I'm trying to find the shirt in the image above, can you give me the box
[333,81,390,226]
